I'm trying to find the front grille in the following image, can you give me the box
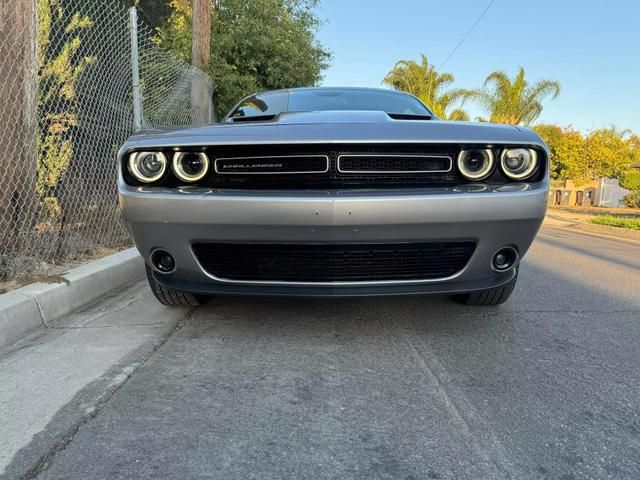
[337,154,451,173]
[202,144,465,189]
[192,242,476,283]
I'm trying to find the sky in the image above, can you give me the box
[316,0,640,133]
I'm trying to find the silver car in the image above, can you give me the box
[118,87,548,306]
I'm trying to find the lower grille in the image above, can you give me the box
[192,242,476,283]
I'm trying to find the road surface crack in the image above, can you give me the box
[392,318,521,480]
[19,308,195,480]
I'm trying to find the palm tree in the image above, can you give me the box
[464,67,560,125]
[383,54,468,121]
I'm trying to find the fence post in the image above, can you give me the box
[129,7,143,130]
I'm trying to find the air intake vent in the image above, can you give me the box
[337,154,452,173]
[229,114,277,123]
[193,242,476,283]
[387,113,433,120]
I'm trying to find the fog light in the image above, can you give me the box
[492,247,518,271]
[151,250,176,274]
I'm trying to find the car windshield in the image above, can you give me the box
[228,89,432,118]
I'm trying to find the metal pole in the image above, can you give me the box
[129,7,143,130]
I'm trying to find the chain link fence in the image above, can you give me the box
[0,0,212,284]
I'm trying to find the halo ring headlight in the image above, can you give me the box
[172,152,209,182]
[457,149,495,181]
[500,148,538,180]
[128,151,167,183]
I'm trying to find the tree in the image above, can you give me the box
[619,169,640,208]
[620,170,640,192]
[533,124,586,181]
[620,174,640,208]
[157,0,331,117]
[191,0,213,122]
[382,54,468,120]
[533,124,564,179]
[37,0,95,197]
[465,67,560,125]
[629,134,640,164]
[134,0,174,28]
[0,0,38,248]
[535,124,639,186]
[584,127,635,180]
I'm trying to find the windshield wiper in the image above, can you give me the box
[387,112,433,120]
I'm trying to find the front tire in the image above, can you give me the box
[452,266,518,306]
[145,264,203,306]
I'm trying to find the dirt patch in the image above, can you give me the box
[0,247,122,295]
[548,205,640,218]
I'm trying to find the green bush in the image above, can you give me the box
[622,191,640,208]
[619,170,640,192]
[589,215,640,230]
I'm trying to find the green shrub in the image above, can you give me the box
[623,191,640,208]
[589,215,640,230]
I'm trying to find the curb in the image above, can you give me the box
[0,248,144,351]
[544,215,640,243]
[544,216,640,243]
[573,222,640,242]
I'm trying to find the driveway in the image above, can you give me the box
[2,225,639,479]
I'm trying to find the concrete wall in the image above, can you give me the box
[548,178,630,208]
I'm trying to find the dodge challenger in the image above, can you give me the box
[118,87,549,306]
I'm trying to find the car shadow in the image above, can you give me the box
[190,251,639,343]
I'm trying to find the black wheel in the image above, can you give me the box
[452,266,519,306]
[145,264,204,306]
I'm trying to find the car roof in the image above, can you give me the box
[254,86,416,97]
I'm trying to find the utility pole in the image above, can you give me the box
[191,0,213,123]
[0,0,38,245]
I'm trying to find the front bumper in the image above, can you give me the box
[119,182,547,297]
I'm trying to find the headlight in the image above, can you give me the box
[500,148,538,180]
[128,151,167,183]
[172,152,209,182]
[457,149,495,180]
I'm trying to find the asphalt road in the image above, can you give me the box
[4,225,640,480]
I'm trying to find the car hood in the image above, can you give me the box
[122,110,546,151]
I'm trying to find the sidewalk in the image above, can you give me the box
[544,209,640,242]
[0,281,190,479]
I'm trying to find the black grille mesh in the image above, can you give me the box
[338,155,451,172]
[193,242,476,282]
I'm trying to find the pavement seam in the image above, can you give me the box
[392,319,520,480]
[65,295,141,327]
[19,307,196,480]
[509,309,640,314]
[51,322,168,329]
